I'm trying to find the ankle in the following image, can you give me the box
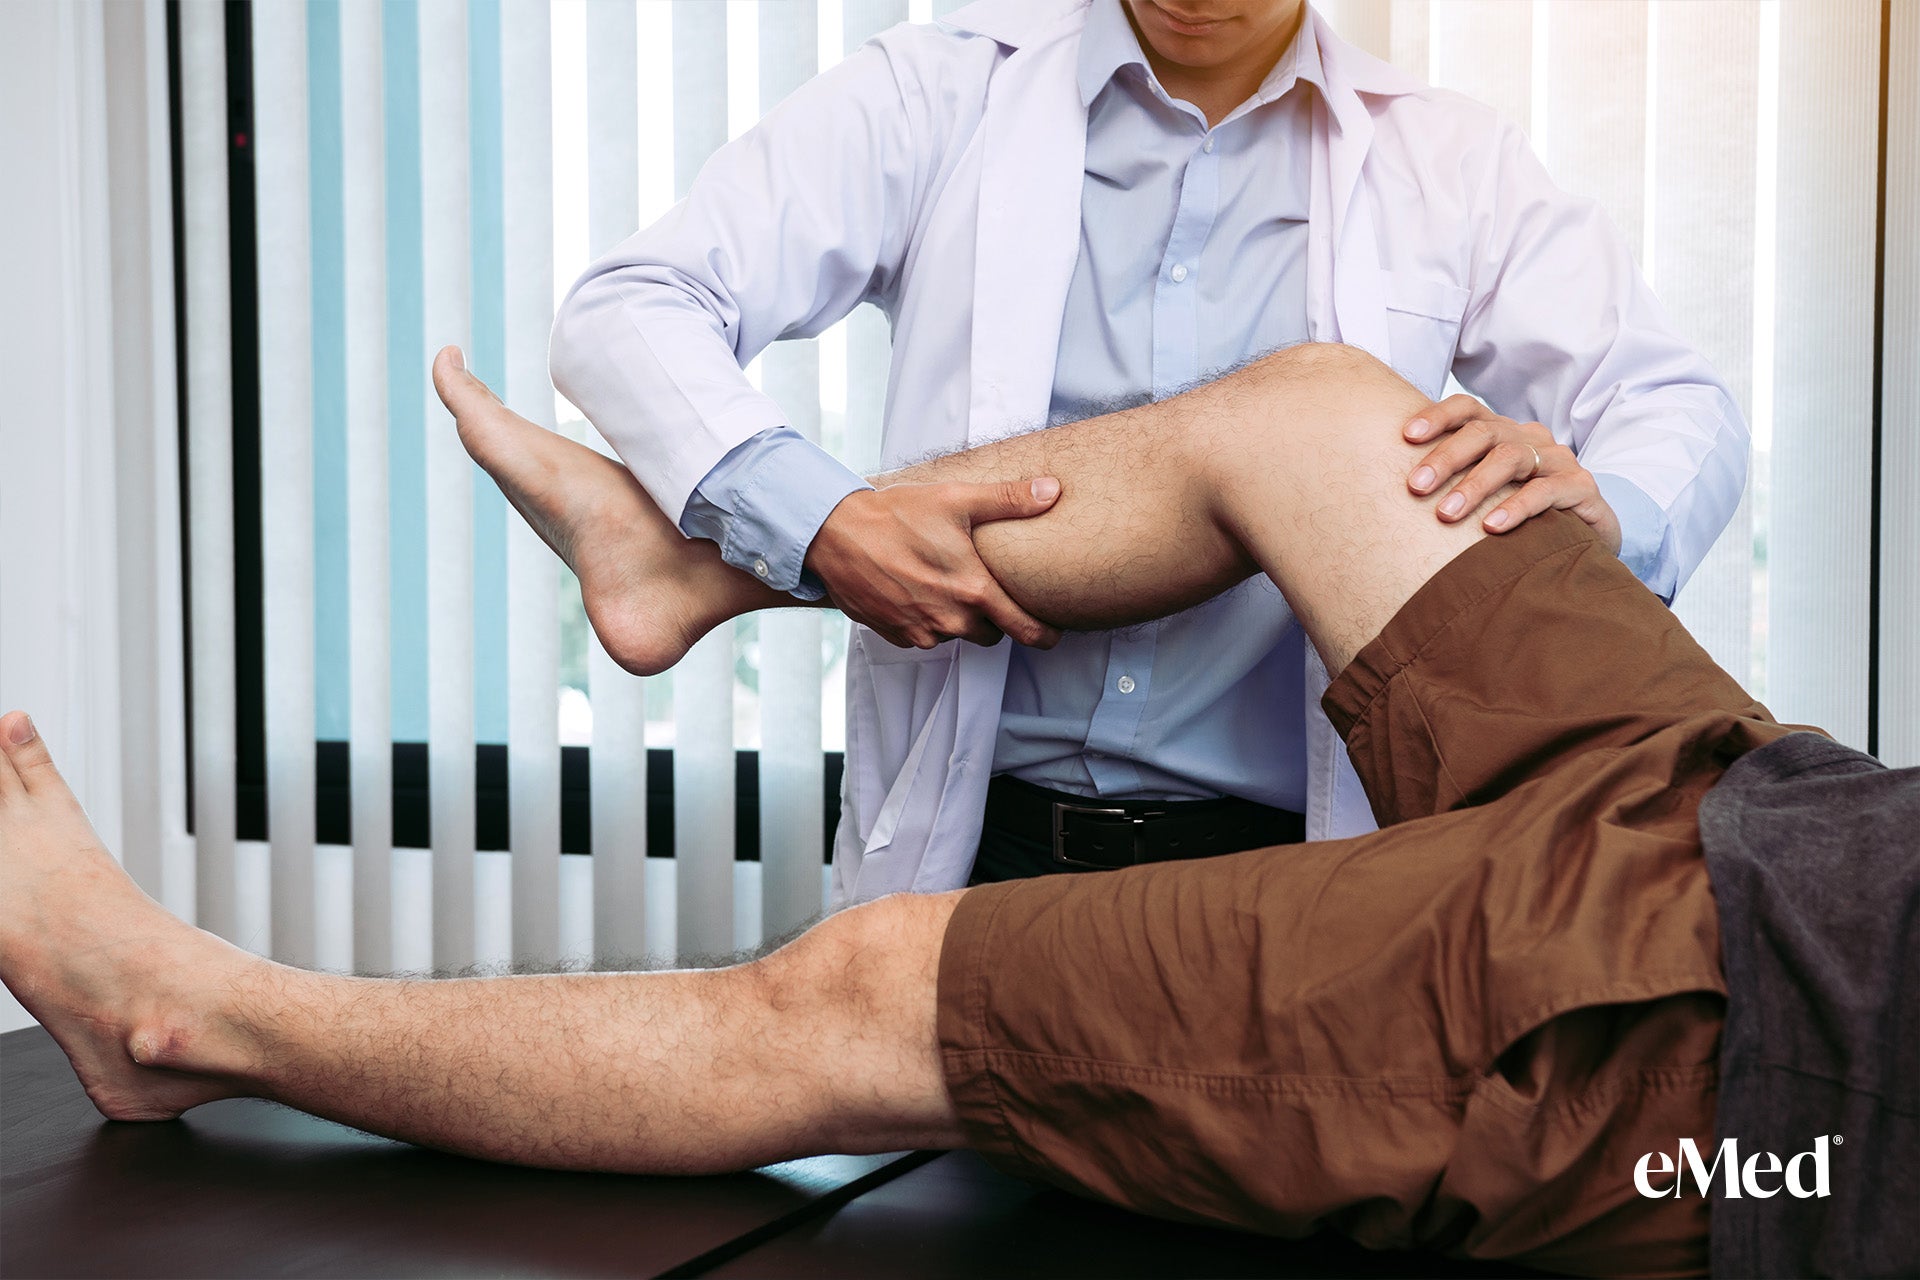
[125,953,286,1081]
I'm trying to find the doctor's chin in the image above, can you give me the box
[3,1,1914,1278]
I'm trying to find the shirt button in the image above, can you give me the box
[1202,136,1215,153]
[1170,264,1189,283]
[1116,675,1137,694]
[753,558,770,578]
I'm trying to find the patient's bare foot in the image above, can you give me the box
[431,347,787,676]
[0,712,258,1120]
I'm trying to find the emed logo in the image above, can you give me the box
[1634,1135,1837,1199]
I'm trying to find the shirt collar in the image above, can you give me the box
[1077,0,1326,111]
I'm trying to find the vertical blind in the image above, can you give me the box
[172,0,1911,974]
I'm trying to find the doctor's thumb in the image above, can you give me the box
[965,476,1063,526]
[431,344,504,419]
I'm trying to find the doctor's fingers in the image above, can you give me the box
[1402,392,1491,442]
[881,599,1013,650]
[1430,436,1575,523]
[1481,470,1622,549]
[970,577,1060,650]
[1408,415,1556,496]
[928,570,1057,650]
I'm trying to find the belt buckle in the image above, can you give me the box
[1051,800,1142,869]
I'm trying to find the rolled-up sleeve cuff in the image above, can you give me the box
[685,430,870,600]
[1593,471,1680,603]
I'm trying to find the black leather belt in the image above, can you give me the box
[981,774,1306,874]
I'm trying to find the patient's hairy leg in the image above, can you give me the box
[0,711,964,1168]
[443,342,1504,679]
[957,344,1502,673]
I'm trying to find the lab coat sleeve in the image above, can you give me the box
[549,36,931,522]
[1450,117,1748,600]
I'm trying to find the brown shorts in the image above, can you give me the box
[937,512,1800,1278]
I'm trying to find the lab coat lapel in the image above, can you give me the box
[891,28,1085,890]
[852,15,1087,896]
[1310,9,1388,363]
[1306,13,1393,840]
[968,35,1086,443]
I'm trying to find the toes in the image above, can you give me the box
[0,712,63,795]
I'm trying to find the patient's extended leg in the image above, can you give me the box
[0,712,964,1169]
[435,342,1499,681]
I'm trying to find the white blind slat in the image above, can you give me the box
[840,1,904,475]
[102,0,185,905]
[671,0,736,959]
[1316,0,1391,63]
[146,0,191,922]
[419,0,476,969]
[181,0,237,942]
[758,0,828,938]
[585,0,639,249]
[584,0,651,968]
[843,0,907,50]
[1535,0,1647,262]
[340,0,393,975]
[503,0,562,968]
[253,0,316,970]
[1766,0,1880,747]
[1389,0,1430,81]
[1880,0,1920,767]
[1427,1,1530,131]
[1655,2,1761,681]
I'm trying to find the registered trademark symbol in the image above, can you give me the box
[1832,1135,1843,1145]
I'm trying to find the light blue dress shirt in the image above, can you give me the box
[992,0,1324,806]
[680,0,1678,807]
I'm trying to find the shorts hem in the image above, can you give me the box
[936,882,1043,1180]
[1322,515,1600,745]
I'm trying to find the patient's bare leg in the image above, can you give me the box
[0,713,963,1168]
[437,342,1498,679]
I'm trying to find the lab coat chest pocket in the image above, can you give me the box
[1383,274,1472,400]
[846,632,959,853]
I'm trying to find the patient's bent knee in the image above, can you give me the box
[1250,340,1379,383]
[1255,342,1425,411]
[1210,343,1432,478]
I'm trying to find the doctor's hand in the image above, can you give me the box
[1402,395,1622,554]
[805,479,1065,652]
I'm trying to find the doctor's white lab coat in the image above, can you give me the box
[549,0,1749,904]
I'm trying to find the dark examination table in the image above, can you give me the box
[2,1025,1530,1278]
